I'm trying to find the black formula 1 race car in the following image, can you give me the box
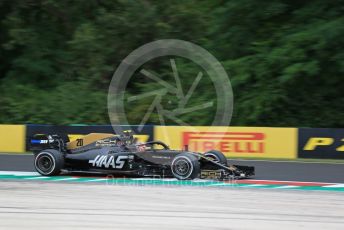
[29,132,254,180]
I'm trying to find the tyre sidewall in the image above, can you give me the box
[171,153,200,180]
[34,149,64,176]
[205,150,227,166]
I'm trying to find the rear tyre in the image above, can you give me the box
[171,153,200,180]
[34,149,64,176]
[204,150,228,166]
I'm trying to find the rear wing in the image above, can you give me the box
[29,134,66,154]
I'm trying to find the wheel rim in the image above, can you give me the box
[36,155,54,173]
[171,156,194,179]
[173,159,190,176]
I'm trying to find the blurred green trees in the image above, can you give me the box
[0,0,343,127]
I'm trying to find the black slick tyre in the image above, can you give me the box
[171,153,200,180]
[204,150,228,166]
[34,149,64,176]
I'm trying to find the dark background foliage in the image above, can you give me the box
[0,0,343,127]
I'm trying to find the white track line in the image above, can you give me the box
[193,179,212,183]
[26,176,49,180]
[85,178,108,182]
[53,178,79,181]
[273,185,300,189]
[242,179,336,185]
[322,184,344,188]
[0,171,342,188]
[242,184,267,187]
[0,171,38,176]
[207,183,230,186]
[130,178,165,181]
[159,179,179,182]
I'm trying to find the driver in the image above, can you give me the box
[136,142,146,152]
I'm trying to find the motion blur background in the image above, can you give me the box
[0,0,343,127]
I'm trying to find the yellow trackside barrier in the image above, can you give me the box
[0,125,26,153]
[155,126,297,159]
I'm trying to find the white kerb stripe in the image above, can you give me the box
[323,184,344,188]
[243,184,267,187]
[54,178,78,181]
[86,178,108,182]
[207,183,229,186]
[26,176,50,179]
[274,185,300,189]
[0,171,39,176]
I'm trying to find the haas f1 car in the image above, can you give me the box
[30,132,254,180]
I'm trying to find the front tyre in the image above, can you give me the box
[171,153,200,180]
[204,150,228,166]
[34,149,64,176]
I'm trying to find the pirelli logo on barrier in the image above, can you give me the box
[182,132,265,153]
[155,126,297,159]
[298,128,344,159]
[303,138,344,151]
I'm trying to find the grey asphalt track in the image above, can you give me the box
[0,181,343,230]
[0,153,343,183]
[1,154,344,230]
